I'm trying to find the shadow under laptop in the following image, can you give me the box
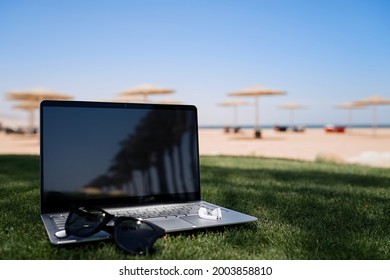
[53,222,259,258]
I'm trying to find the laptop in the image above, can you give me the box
[40,100,257,245]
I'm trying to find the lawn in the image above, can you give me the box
[0,155,389,259]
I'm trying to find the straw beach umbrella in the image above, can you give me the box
[120,84,175,102]
[12,100,39,132]
[217,100,249,129]
[111,95,145,103]
[229,85,286,138]
[354,95,390,136]
[6,87,73,102]
[6,87,73,132]
[335,102,365,133]
[152,98,184,104]
[278,102,305,128]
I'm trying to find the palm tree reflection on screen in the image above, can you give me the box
[83,109,198,198]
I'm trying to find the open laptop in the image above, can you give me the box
[40,100,257,245]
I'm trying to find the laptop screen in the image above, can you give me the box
[40,101,200,213]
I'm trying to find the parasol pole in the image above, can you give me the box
[29,109,35,133]
[255,96,259,131]
[290,108,295,127]
[372,104,377,136]
[348,108,353,134]
[233,105,238,127]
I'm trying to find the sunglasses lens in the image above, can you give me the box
[66,207,107,237]
[115,219,162,255]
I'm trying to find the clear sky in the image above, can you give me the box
[1,0,389,127]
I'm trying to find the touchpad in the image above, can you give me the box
[149,218,195,232]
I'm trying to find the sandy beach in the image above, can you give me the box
[199,128,390,167]
[0,133,40,155]
[1,128,390,168]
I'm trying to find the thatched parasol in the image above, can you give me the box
[229,85,286,138]
[7,88,73,102]
[278,102,305,127]
[354,95,390,135]
[217,100,249,128]
[6,88,73,132]
[335,102,365,132]
[120,84,175,102]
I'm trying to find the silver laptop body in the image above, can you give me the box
[40,100,257,245]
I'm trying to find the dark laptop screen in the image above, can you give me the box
[40,101,200,213]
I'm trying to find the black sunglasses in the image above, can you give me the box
[64,206,165,255]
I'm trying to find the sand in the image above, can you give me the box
[1,128,390,168]
[199,128,390,168]
[0,133,40,155]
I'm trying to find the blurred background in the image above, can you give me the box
[1,0,389,130]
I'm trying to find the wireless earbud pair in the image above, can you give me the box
[198,207,222,220]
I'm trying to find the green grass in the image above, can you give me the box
[0,155,389,259]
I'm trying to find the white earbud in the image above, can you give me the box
[198,207,222,220]
[55,230,67,239]
[211,208,222,219]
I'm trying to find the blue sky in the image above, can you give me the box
[1,0,389,127]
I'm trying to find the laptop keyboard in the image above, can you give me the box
[50,214,67,230]
[110,203,203,218]
[50,202,213,230]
